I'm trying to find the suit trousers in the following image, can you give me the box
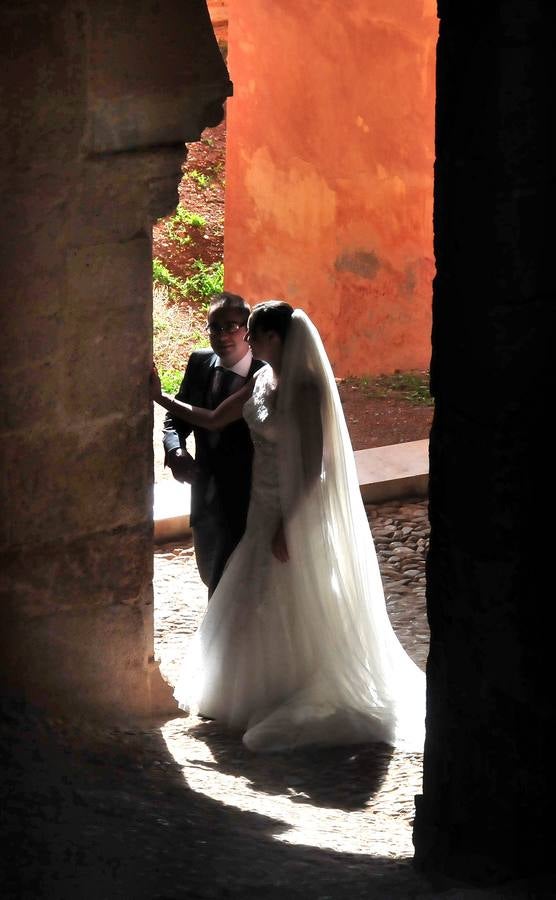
[192,509,238,599]
[193,367,248,596]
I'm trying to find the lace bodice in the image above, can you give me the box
[243,365,281,518]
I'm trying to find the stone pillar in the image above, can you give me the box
[414,1,555,882]
[224,0,437,376]
[0,0,231,719]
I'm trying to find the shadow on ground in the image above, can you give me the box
[188,718,394,811]
[4,699,555,899]
[2,698,425,900]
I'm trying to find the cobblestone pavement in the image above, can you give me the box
[3,499,550,898]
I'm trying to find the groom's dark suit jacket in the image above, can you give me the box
[162,349,263,548]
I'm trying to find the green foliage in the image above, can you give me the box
[186,169,210,189]
[166,228,192,248]
[350,371,433,406]
[175,207,206,228]
[209,162,225,182]
[153,257,224,305]
[152,258,188,300]
[164,207,207,246]
[159,368,184,395]
[183,259,224,303]
[183,210,206,228]
[186,165,225,190]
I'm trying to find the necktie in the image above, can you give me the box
[211,366,242,408]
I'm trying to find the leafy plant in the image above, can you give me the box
[153,257,224,306]
[152,258,188,300]
[166,228,192,248]
[207,161,225,182]
[159,368,184,395]
[186,169,210,189]
[175,207,206,228]
[164,207,207,246]
[183,259,224,303]
[184,210,206,228]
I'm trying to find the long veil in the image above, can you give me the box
[275,309,425,750]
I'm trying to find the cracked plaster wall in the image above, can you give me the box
[224,0,437,376]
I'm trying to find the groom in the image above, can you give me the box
[162,292,263,597]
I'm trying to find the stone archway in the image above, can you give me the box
[1,0,231,719]
[413,1,556,883]
[2,0,556,886]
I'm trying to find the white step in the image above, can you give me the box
[153,439,429,543]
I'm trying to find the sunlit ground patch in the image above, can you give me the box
[161,716,421,858]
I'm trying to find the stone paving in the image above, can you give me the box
[3,498,551,898]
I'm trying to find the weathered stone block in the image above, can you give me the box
[63,237,153,418]
[0,524,153,618]
[85,0,230,153]
[0,360,60,432]
[2,600,160,718]
[0,5,85,165]
[66,237,152,315]
[0,416,152,547]
[64,305,152,420]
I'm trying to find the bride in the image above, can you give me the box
[151,301,425,752]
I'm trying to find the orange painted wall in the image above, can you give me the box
[224,0,437,376]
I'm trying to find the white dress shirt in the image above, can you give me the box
[215,349,253,377]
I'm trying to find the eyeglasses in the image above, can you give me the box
[205,321,246,336]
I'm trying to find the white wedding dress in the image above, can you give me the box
[173,312,425,753]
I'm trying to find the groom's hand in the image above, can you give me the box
[271,521,289,563]
[168,448,200,484]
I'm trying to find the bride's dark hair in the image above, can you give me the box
[249,300,294,342]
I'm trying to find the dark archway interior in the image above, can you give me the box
[415,1,555,881]
[1,0,554,891]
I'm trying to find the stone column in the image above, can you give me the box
[414,1,555,882]
[0,0,231,719]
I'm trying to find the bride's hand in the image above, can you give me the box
[150,363,162,401]
[271,520,289,563]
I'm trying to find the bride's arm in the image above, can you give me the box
[151,365,255,430]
